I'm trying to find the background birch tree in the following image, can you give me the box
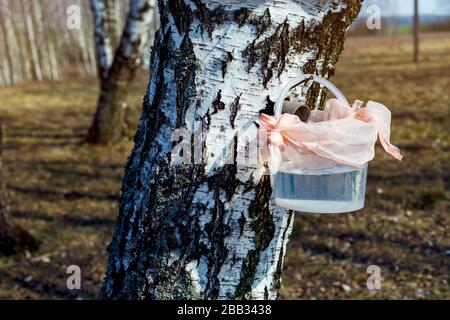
[103,0,363,299]
[0,0,24,84]
[86,0,157,144]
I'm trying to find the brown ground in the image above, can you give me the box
[0,32,449,299]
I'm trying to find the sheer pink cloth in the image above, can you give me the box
[259,99,402,173]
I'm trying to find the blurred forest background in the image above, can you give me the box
[0,0,449,299]
[0,0,157,86]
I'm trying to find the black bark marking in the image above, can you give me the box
[175,35,196,128]
[234,8,250,27]
[168,0,193,33]
[295,2,363,108]
[211,90,225,114]
[243,19,289,88]
[229,94,241,129]
[221,51,234,78]
[238,212,246,236]
[243,0,362,90]
[243,174,255,194]
[258,96,275,116]
[254,8,272,38]
[206,135,239,201]
[192,0,225,38]
[203,190,231,298]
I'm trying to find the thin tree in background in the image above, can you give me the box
[0,10,12,86]
[21,0,43,81]
[413,0,419,63]
[103,0,363,299]
[16,3,33,83]
[0,0,24,84]
[30,0,53,79]
[86,0,157,144]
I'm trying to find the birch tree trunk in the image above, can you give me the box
[0,15,12,86]
[103,0,362,299]
[86,0,156,144]
[20,0,43,82]
[90,0,120,80]
[0,125,39,255]
[14,1,33,83]
[30,0,52,80]
[1,0,24,84]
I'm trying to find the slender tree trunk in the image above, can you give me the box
[413,0,419,63]
[86,0,156,144]
[86,3,99,77]
[103,0,362,299]
[40,1,60,80]
[0,125,39,255]
[15,4,33,82]
[30,0,53,80]
[21,0,43,82]
[78,0,99,77]
[0,15,12,86]
[1,0,24,84]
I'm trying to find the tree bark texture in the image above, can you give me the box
[87,0,156,144]
[0,125,39,255]
[90,0,124,80]
[103,0,362,299]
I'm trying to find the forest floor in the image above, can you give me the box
[0,32,449,299]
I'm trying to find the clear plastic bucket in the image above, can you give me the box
[271,74,368,213]
[273,156,368,213]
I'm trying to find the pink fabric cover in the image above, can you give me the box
[259,99,402,173]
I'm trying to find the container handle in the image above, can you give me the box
[274,74,351,117]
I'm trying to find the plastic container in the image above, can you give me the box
[271,74,368,213]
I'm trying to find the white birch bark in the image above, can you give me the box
[84,0,99,76]
[14,4,33,82]
[77,0,95,77]
[1,0,24,84]
[48,41,61,80]
[0,16,12,86]
[90,0,119,79]
[30,0,53,79]
[103,0,362,299]
[20,0,43,81]
[40,1,60,80]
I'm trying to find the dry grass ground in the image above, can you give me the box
[281,32,450,299]
[0,32,449,299]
